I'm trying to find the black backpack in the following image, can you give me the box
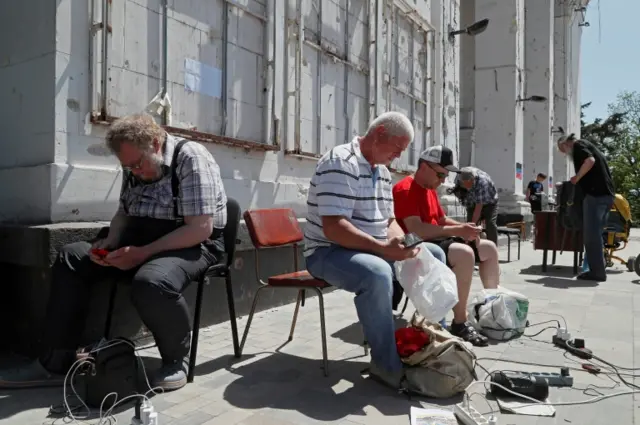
[556,181,584,231]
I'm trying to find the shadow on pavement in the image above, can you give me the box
[205,352,462,423]
[331,318,408,347]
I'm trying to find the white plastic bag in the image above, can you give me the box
[466,286,529,340]
[394,246,459,322]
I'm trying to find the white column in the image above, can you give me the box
[474,0,530,216]
[552,0,569,186]
[523,0,554,195]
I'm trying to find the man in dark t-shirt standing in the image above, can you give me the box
[526,173,547,212]
[558,134,615,281]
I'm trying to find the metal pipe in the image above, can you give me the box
[374,0,384,117]
[100,0,111,119]
[221,3,229,135]
[422,30,430,150]
[315,0,322,153]
[294,0,303,152]
[262,0,274,144]
[343,0,350,144]
[385,3,393,112]
[89,0,98,115]
[367,0,376,122]
[409,23,415,165]
[161,0,169,125]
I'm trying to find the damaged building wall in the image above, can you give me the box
[0,0,460,224]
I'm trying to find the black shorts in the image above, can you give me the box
[433,237,480,267]
[530,200,542,212]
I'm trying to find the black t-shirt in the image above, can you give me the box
[571,140,614,197]
[527,181,543,201]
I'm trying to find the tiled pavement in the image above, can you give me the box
[2,235,640,425]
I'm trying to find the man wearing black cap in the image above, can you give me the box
[393,146,502,347]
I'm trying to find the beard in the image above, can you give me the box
[139,155,164,182]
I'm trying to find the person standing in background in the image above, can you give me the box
[557,133,614,281]
[455,167,500,245]
[526,173,547,212]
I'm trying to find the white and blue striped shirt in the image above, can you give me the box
[304,138,394,257]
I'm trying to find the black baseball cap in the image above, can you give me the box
[419,146,459,172]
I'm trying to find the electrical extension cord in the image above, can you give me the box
[454,402,491,425]
[131,400,156,425]
[552,336,593,360]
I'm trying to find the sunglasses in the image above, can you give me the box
[427,162,448,179]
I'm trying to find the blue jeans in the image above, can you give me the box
[306,242,446,373]
[582,194,614,278]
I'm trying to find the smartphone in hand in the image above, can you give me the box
[403,233,424,249]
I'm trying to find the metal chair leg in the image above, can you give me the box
[224,275,241,358]
[312,287,329,376]
[507,234,511,262]
[362,323,369,356]
[239,286,268,355]
[399,296,410,316]
[517,237,521,260]
[288,290,303,341]
[187,278,206,383]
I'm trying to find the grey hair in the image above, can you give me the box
[459,168,475,182]
[105,113,166,153]
[365,111,414,141]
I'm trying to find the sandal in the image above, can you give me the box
[450,322,489,347]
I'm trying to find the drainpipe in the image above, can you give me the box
[343,0,350,144]
[100,0,111,119]
[315,1,322,153]
[263,0,275,145]
[89,0,97,115]
[221,4,230,136]
[294,0,303,152]
[161,0,169,125]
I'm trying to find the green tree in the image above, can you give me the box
[580,91,640,223]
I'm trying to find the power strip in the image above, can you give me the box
[528,371,573,387]
[454,402,490,425]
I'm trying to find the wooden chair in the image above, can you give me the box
[239,208,367,377]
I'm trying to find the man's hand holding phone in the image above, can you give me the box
[89,238,115,266]
[458,223,482,241]
[380,235,421,261]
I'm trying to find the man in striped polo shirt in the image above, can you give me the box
[304,112,446,389]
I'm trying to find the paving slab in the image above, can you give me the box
[1,234,639,424]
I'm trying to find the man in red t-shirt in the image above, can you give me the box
[393,146,501,347]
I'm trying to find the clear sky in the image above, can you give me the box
[580,0,640,122]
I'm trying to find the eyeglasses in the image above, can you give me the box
[122,155,145,172]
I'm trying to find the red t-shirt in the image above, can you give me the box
[392,175,445,233]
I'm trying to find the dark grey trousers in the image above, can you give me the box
[40,218,218,374]
[467,202,499,245]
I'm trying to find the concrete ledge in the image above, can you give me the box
[0,221,318,357]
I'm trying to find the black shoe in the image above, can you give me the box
[577,272,606,282]
[450,321,489,347]
[0,360,65,389]
[151,358,188,392]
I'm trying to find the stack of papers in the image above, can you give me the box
[410,406,458,425]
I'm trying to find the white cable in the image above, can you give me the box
[60,338,160,424]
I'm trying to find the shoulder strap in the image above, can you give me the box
[171,140,189,220]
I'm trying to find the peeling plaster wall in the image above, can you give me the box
[0,0,459,224]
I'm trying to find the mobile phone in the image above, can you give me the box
[91,248,110,258]
[403,233,424,249]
